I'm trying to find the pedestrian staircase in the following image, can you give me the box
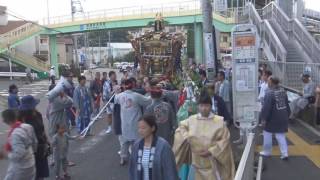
[0,22,47,72]
[0,49,49,73]
[248,2,320,91]
[0,23,42,53]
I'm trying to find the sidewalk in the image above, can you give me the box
[257,121,320,180]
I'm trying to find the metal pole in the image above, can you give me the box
[9,55,12,80]
[46,0,50,24]
[201,0,216,79]
[71,0,79,68]
[99,32,101,65]
[237,0,239,23]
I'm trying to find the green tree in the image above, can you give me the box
[122,51,136,62]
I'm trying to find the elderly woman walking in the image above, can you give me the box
[0,109,38,180]
[18,95,50,180]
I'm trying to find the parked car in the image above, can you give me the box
[89,64,98,69]
[114,62,121,69]
[119,62,129,72]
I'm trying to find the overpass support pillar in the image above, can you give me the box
[49,35,59,77]
[194,23,204,64]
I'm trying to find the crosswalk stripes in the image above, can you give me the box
[0,80,50,98]
[0,80,51,108]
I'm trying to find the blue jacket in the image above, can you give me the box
[8,93,20,109]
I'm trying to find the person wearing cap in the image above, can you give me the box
[289,73,316,120]
[260,76,291,160]
[50,66,56,85]
[18,95,50,179]
[145,86,177,145]
[0,109,38,180]
[173,90,235,180]
[114,78,152,165]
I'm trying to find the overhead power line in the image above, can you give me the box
[5,9,64,34]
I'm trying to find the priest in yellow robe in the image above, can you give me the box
[173,91,235,180]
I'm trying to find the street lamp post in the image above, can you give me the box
[47,0,50,24]
[201,0,216,79]
[7,44,13,80]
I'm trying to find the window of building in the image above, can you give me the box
[40,38,48,45]
[223,36,228,43]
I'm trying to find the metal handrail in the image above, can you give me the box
[262,2,291,32]
[262,2,320,63]
[10,50,49,71]
[0,23,41,49]
[263,20,287,62]
[43,0,201,25]
[42,0,243,26]
[249,3,287,62]
[303,18,320,33]
[292,19,320,62]
[304,8,320,20]
[248,4,263,35]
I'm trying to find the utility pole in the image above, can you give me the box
[71,0,84,68]
[201,0,216,80]
[46,0,50,24]
[108,30,112,67]
[7,45,12,80]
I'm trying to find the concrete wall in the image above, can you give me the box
[65,45,73,65]
[15,35,49,55]
[57,43,67,64]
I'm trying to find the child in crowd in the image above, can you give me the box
[52,124,78,180]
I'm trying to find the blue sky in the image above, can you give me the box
[1,0,319,21]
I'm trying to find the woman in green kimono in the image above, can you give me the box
[176,96,197,180]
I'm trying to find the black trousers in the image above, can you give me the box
[50,76,56,84]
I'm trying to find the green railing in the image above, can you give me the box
[0,23,42,51]
[1,50,49,72]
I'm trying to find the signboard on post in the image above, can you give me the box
[231,24,259,130]
[204,32,216,80]
[204,33,215,68]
